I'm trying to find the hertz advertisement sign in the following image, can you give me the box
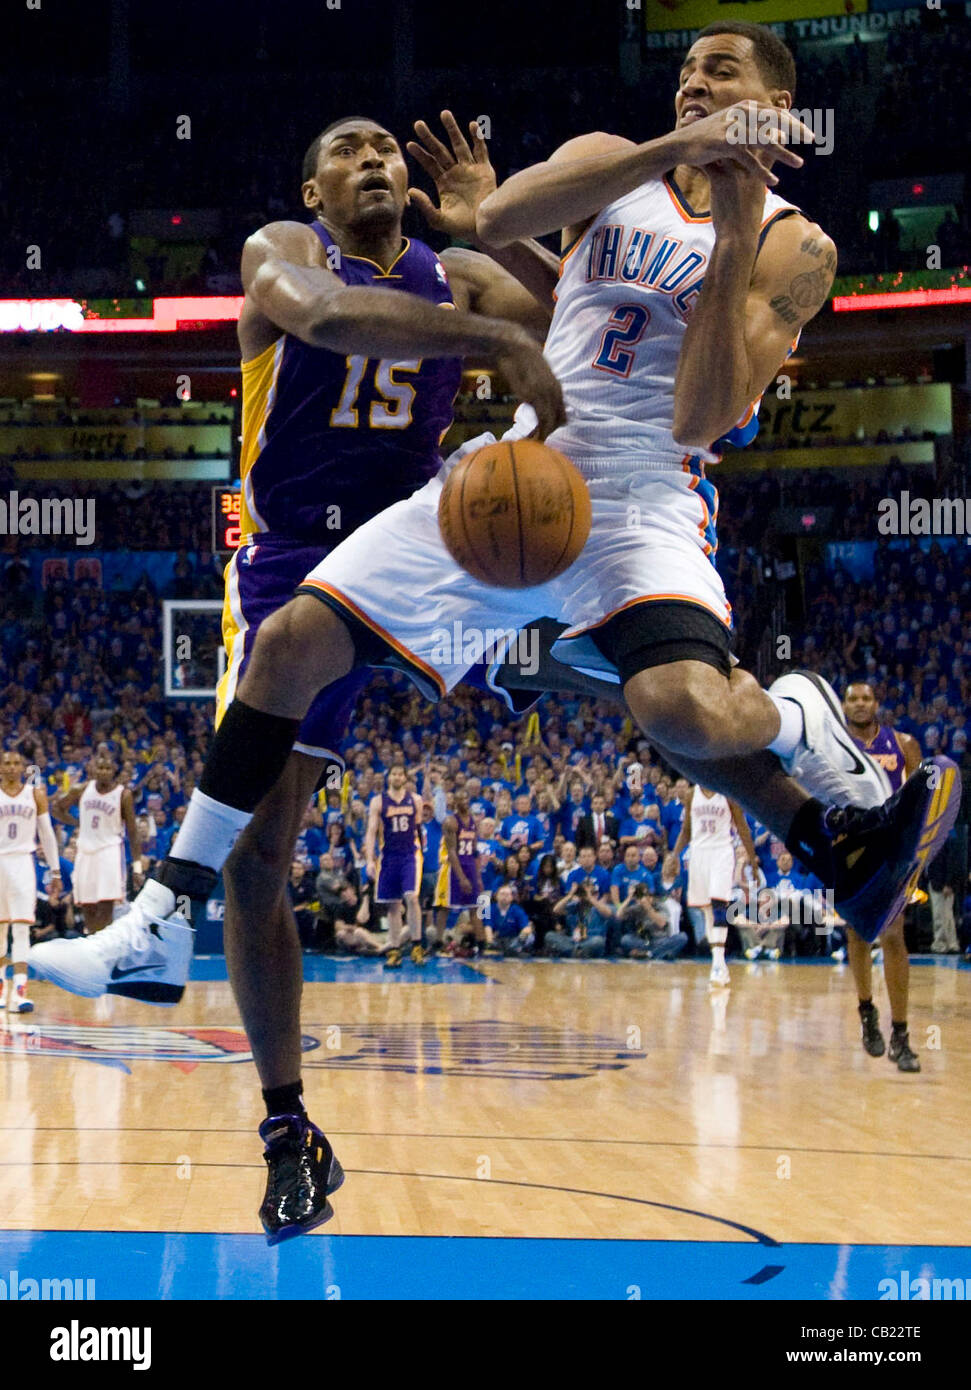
[648,0,867,32]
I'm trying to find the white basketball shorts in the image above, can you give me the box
[687,847,736,908]
[296,429,731,697]
[0,854,37,923]
[74,844,125,905]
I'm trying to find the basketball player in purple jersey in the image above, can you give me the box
[844,683,923,1072]
[435,789,484,951]
[32,113,568,1242]
[365,765,424,969]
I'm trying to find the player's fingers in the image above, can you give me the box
[407,188,443,228]
[779,110,816,146]
[440,109,474,163]
[740,151,779,186]
[468,120,490,164]
[764,131,804,168]
[405,141,445,179]
[412,118,453,168]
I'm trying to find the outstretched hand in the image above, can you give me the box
[407,110,496,241]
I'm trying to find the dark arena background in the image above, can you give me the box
[2,0,971,1340]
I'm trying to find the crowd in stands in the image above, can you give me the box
[8,580,971,961]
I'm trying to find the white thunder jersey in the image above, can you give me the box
[0,783,37,855]
[690,791,733,852]
[542,174,801,470]
[78,782,124,852]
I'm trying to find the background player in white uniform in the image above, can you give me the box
[669,785,756,987]
[53,753,141,932]
[0,750,61,1012]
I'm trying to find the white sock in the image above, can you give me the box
[766,695,805,758]
[13,971,26,993]
[709,924,727,969]
[165,789,253,873]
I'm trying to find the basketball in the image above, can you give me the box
[438,439,592,588]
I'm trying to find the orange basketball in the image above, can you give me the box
[438,439,592,589]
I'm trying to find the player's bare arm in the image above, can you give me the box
[365,795,382,877]
[673,169,836,449]
[122,788,142,872]
[33,786,61,881]
[899,733,922,779]
[50,782,84,823]
[476,105,812,251]
[442,816,471,890]
[729,800,758,868]
[439,248,551,344]
[407,110,558,323]
[238,220,565,437]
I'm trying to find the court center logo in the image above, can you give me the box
[0,1021,319,1072]
[303,1019,648,1081]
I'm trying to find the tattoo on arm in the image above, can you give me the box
[769,294,800,325]
[789,263,833,309]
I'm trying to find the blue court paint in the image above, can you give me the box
[189,955,490,984]
[1,1231,968,1300]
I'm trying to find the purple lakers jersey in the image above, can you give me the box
[853,726,906,793]
[239,226,462,541]
[439,812,479,880]
[381,791,419,856]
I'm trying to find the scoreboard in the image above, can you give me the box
[212,487,242,551]
[648,0,865,30]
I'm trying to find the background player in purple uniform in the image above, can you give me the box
[435,790,484,952]
[365,765,423,969]
[844,683,923,1072]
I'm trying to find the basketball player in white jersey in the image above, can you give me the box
[35,58,956,1011]
[52,753,141,933]
[668,785,756,987]
[0,750,61,1012]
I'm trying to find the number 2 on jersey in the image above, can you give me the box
[331,357,420,429]
[592,304,651,379]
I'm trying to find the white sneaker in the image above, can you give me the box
[28,885,193,1005]
[708,962,731,989]
[744,947,762,961]
[766,948,781,961]
[8,981,33,1013]
[769,672,891,808]
[0,982,7,1010]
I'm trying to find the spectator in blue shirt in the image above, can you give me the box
[486,884,534,955]
[611,843,651,905]
[499,794,546,856]
[476,817,507,894]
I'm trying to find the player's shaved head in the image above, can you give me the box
[302,117,395,182]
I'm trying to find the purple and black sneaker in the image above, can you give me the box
[258,1113,345,1245]
[830,757,961,943]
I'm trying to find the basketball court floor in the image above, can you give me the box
[3,954,970,1300]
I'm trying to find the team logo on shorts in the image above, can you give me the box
[303,1019,647,1081]
[0,1021,320,1073]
